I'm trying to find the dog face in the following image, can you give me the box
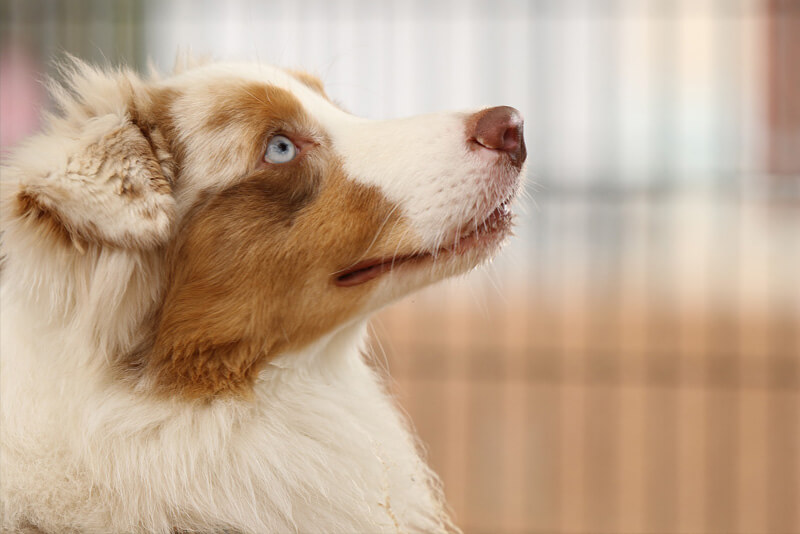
[3,61,525,399]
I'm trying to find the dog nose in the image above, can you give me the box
[467,106,526,166]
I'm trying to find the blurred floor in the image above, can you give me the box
[373,190,799,534]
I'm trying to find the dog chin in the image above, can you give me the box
[357,214,516,314]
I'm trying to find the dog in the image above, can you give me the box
[0,58,526,533]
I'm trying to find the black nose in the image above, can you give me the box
[467,106,526,167]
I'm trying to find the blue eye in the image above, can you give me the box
[264,135,297,164]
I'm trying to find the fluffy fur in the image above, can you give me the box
[0,59,525,533]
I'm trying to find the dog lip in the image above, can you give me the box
[334,198,514,288]
[333,253,430,287]
[442,198,512,254]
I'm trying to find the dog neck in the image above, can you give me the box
[1,282,453,531]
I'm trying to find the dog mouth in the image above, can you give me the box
[334,198,514,287]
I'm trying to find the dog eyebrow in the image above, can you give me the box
[201,82,308,134]
[286,69,329,100]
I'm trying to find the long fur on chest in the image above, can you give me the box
[0,306,450,533]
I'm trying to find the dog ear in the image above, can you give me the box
[6,64,176,253]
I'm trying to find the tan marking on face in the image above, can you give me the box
[173,81,322,187]
[287,70,329,100]
[111,79,436,399]
[202,81,312,137]
[142,162,413,399]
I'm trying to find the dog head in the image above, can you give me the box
[1,60,526,399]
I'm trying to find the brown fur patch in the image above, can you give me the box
[140,160,414,399]
[108,78,418,399]
[202,82,312,137]
[131,87,182,185]
[187,81,321,180]
[287,70,329,99]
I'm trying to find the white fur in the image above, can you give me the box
[0,59,521,533]
[1,300,449,532]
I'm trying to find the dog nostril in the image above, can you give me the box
[468,105,526,165]
[498,123,520,153]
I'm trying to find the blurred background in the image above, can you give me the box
[1,0,798,532]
